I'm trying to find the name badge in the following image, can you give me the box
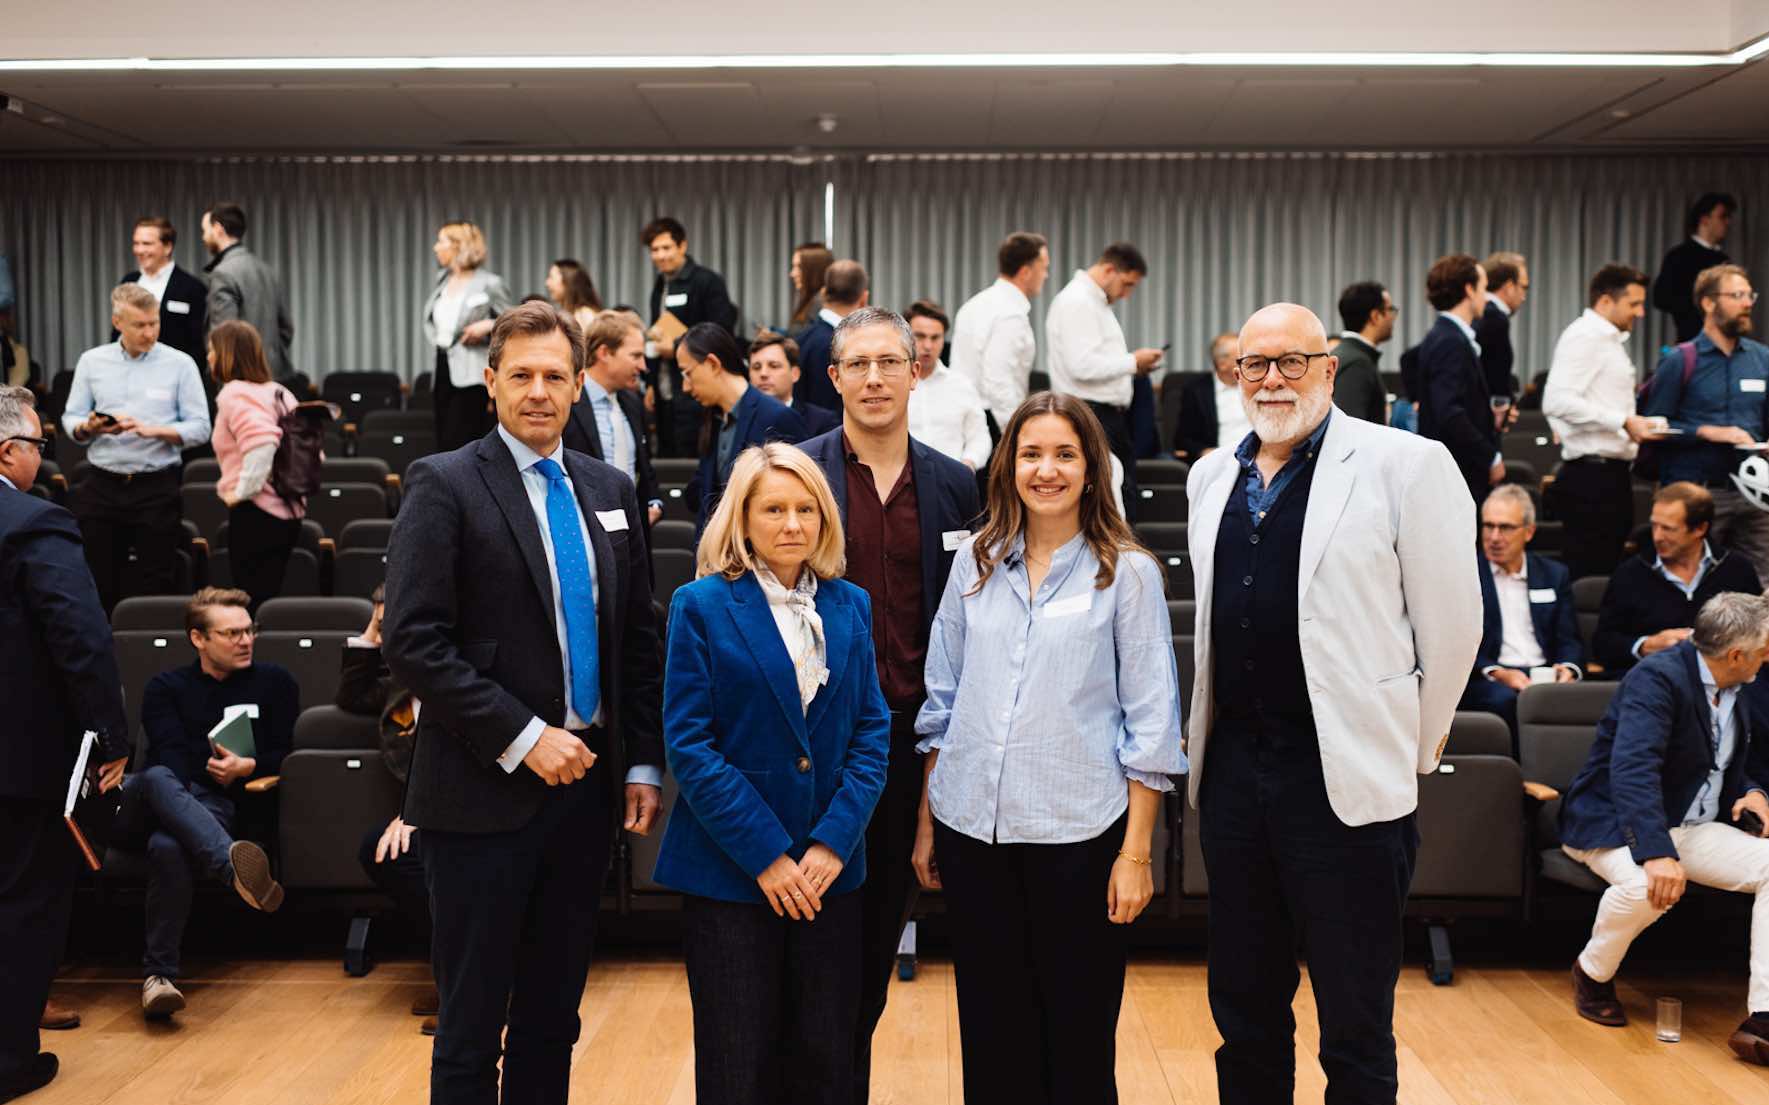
[1742,378,1767,394]
[165,299,191,315]
[941,528,970,552]
[1043,592,1092,619]
[146,386,173,401]
[594,508,630,533]
[464,291,490,309]
[664,292,689,308]
[1528,587,1556,603]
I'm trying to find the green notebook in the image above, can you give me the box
[207,704,258,760]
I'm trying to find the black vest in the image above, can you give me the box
[1210,453,1320,730]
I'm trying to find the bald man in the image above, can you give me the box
[1183,304,1482,1104]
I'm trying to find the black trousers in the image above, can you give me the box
[1085,400,1139,525]
[851,706,924,1104]
[1200,719,1419,1105]
[228,501,300,614]
[358,822,431,943]
[0,798,76,1082]
[684,891,862,1105]
[934,815,1129,1105]
[1547,457,1634,581]
[422,754,611,1105]
[73,465,181,613]
[433,350,492,454]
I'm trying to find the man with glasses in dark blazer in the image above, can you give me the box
[796,307,982,1104]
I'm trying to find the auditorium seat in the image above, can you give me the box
[294,704,381,750]
[358,409,434,435]
[1502,429,1561,482]
[113,630,186,734]
[321,371,403,426]
[112,596,194,632]
[277,750,402,892]
[1411,750,1526,983]
[209,546,323,597]
[1499,457,1539,489]
[1172,635,1194,706]
[337,518,394,551]
[1136,522,1186,555]
[653,549,695,605]
[253,630,355,711]
[1135,483,1188,524]
[653,459,697,508]
[305,483,391,538]
[1167,599,1195,634]
[1527,519,1564,556]
[184,458,221,484]
[356,429,437,479]
[181,482,229,539]
[216,517,326,559]
[1517,682,1619,896]
[1444,710,1511,757]
[259,596,373,632]
[650,519,696,553]
[1135,458,1188,486]
[321,456,398,505]
[1572,575,1607,662]
[332,548,388,599]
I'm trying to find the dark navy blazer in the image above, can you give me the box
[1473,551,1584,677]
[796,428,983,639]
[690,386,807,534]
[654,572,890,903]
[1560,640,1769,862]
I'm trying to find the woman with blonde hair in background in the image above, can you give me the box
[424,221,512,451]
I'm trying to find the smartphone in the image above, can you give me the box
[1741,809,1767,837]
[92,411,119,426]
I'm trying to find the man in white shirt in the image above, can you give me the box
[1046,242,1164,519]
[904,299,991,472]
[949,232,1048,434]
[1543,263,1665,580]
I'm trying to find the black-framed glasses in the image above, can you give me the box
[1235,351,1330,382]
[203,623,260,642]
[836,355,912,379]
[1,435,49,454]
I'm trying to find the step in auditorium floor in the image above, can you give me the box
[34,957,1766,1104]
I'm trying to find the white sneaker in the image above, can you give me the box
[142,975,185,1018]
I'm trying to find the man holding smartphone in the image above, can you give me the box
[62,284,210,612]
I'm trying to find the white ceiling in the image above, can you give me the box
[3,2,1767,154]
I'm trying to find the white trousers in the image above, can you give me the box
[1566,822,1769,1013]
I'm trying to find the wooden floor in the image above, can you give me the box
[34,956,1767,1104]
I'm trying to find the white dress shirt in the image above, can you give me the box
[1046,270,1136,408]
[135,262,175,304]
[949,278,1036,426]
[491,425,660,787]
[1542,309,1638,461]
[1213,375,1250,451]
[432,288,465,350]
[907,360,992,470]
[1488,560,1548,670]
[1487,297,1512,319]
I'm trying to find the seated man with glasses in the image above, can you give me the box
[121,586,293,1019]
[1460,483,1582,742]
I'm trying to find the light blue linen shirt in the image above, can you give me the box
[492,425,661,788]
[1630,542,1717,659]
[915,531,1185,844]
[62,340,210,473]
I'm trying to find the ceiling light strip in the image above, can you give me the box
[1,38,1767,72]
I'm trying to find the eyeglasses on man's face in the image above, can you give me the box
[1717,289,1759,304]
[1,435,49,454]
[1481,521,1527,535]
[1235,351,1330,383]
[204,623,260,643]
[835,355,912,379]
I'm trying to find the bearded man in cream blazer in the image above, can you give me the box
[1184,303,1481,1105]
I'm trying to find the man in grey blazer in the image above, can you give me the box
[1185,303,1482,1105]
[201,203,295,380]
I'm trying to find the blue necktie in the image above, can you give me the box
[531,458,599,724]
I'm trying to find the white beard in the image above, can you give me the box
[1243,384,1331,445]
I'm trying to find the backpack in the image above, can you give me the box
[269,390,337,508]
[1630,342,1696,483]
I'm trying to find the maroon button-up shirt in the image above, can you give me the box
[842,435,925,708]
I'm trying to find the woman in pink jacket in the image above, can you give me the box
[208,320,305,612]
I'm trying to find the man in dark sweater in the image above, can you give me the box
[1653,193,1735,342]
[642,216,739,457]
[1593,482,1762,675]
[123,587,293,1019]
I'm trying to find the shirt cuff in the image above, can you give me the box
[1123,767,1175,793]
[647,499,664,513]
[1631,636,1648,659]
[1481,665,1502,678]
[345,637,379,650]
[498,716,546,774]
[624,765,663,787]
[1560,663,1584,681]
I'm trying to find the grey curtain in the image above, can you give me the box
[0,157,827,381]
[4,152,1764,388]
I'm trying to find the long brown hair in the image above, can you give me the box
[969,392,1161,596]
[208,320,271,384]
[789,242,834,327]
[551,258,604,312]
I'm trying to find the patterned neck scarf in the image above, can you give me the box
[756,564,828,712]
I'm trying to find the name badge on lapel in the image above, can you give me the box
[465,292,490,309]
[1043,592,1092,619]
[1741,378,1767,394]
[664,292,689,308]
[145,386,173,401]
[165,299,191,315]
[594,509,630,533]
[1528,588,1556,603]
[941,529,970,552]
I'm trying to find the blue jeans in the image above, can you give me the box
[124,765,236,980]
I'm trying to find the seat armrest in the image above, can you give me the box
[244,775,281,793]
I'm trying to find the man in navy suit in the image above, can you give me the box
[1558,592,1769,1063]
[561,313,663,534]
[1413,253,1504,504]
[796,307,982,1103]
[383,302,664,1105]
[1473,251,1528,400]
[746,328,840,436]
[795,260,869,413]
[1460,484,1583,740]
[115,217,209,367]
[0,386,130,1103]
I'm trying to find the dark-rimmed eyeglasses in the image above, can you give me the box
[1235,351,1331,382]
[1,435,49,454]
[203,624,260,642]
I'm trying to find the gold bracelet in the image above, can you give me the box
[1117,850,1151,866]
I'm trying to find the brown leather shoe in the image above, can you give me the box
[411,986,440,1017]
[1572,962,1627,1026]
[1729,1014,1769,1065]
[39,999,79,1031]
[420,1016,437,1037]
